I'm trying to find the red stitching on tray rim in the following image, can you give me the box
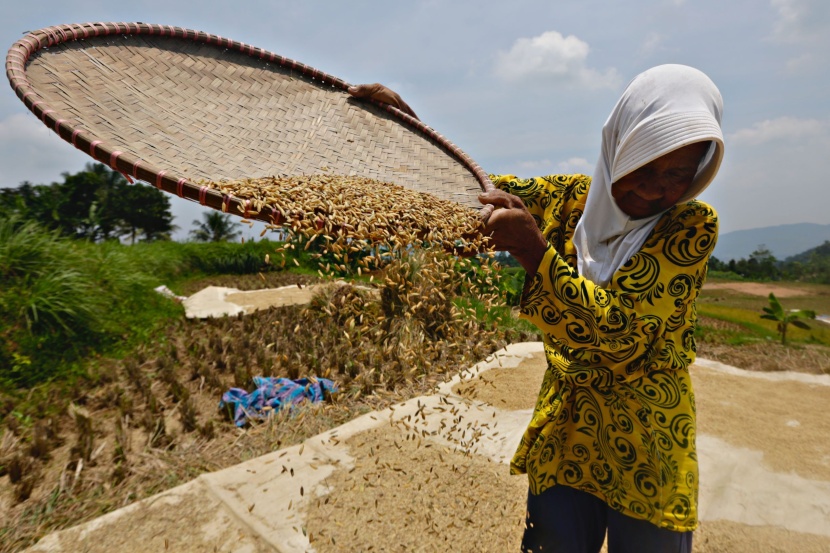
[44,28,57,46]
[132,160,142,178]
[109,150,122,168]
[156,170,167,189]
[199,186,207,205]
[20,36,38,53]
[176,178,186,197]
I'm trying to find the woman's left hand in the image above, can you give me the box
[347,83,419,120]
[479,189,547,274]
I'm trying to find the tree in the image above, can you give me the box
[189,211,241,242]
[760,292,816,345]
[748,245,779,280]
[1,164,174,242]
[707,256,726,272]
[111,182,176,243]
[781,241,830,284]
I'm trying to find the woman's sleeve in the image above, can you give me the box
[520,202,718,385]
[490,174,581,227]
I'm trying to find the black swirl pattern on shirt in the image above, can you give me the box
[636,370,682,410]
[662,208,717,267]
[616,252,660,295]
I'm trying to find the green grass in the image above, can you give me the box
[696,304,778,344]
[697,282,830,346]
[0,219,303,392]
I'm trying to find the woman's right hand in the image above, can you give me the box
[479,189,547,275]
[347,83,419,121]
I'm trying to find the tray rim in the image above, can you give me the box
[5,21,493,224]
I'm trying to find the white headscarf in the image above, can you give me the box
[573,64,725,287]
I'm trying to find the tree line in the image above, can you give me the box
[1,163,174,243]
[708,243,830,284]
[0,163,242,243]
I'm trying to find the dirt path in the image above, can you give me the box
[702,281,811,298]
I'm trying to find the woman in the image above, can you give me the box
[352,64,724,552]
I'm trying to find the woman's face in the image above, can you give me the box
[611,141,710,219]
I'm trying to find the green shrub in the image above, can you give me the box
[127,239,284,279]
[0,218,180,388]
[500,266,526,306]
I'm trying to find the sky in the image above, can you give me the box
[1,0,828,242]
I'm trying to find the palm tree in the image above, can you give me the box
[189,211,241,242]
[760,292,816,345]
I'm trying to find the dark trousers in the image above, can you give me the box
[521,485,694,553]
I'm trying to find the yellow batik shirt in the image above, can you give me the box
[492,173,718,532]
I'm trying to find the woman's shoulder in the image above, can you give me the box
[643,200,719,264]
[670,199,719,226]
[490,173,591,186]
[490,173,591,199]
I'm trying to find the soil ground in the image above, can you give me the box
[302,352,830,553]
[702,281,811,298]
[17,345,830,553]
[7,279,830,552]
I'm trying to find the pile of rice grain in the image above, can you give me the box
[199,174,490,270]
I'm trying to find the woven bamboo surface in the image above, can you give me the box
[5,22,493,223]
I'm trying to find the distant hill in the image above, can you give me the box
[786,240,830,263]
[713,223,830,262]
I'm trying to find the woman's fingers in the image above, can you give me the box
[347,84,379,98]
[478,189,524,210]
[348,83,419,120]
[478,203,495,224]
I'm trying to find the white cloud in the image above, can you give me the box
[640,33,664,56]
[770,0,830,42]
[516,159,554,173]
[0,113,90,187]
[515,157,593,176]
[728,117,829,146]
[556,157,594,174]
[768,0,830,72]
[493,31,620,89]
[702,114,829,233]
